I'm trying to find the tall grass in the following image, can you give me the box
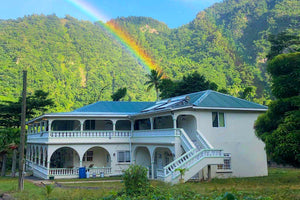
[0,168,299,200]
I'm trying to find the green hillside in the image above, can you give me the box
[0,0,299,112]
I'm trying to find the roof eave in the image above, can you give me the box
[26,113,130,124]
[193,106,268,111]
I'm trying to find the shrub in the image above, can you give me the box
[122,165,150,196]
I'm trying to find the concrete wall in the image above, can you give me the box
[174,109,268,178]
[82,147,110,168]
[135,147,151,168]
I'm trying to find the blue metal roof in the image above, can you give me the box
[141,90,267,112]
[195,90,268,109]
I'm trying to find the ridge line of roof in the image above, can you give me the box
[193,90,211,105]
[161,90,209,102]
[209,90,268,108]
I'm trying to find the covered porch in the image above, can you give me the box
[26,145,113,179]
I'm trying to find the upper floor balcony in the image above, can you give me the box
[26,115,189,144]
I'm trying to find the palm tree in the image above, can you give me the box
[145,69,163,100]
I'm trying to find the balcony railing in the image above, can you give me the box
[28,128,184,140]
[49,167,112,176]
[132,128,181,137]
[28,130,132,138]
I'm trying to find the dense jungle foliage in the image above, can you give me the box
[0,0,299,113]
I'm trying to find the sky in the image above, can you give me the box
[0,0,222,28]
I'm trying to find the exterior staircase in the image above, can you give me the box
[158,129,224,184]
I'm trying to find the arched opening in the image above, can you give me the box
[153,147,173,178]
[153,115,173,129]
[177,115,197,136]
[116,120,131,130]
[134,147,151,174]
[51,120,80,131]
[83,120,113,130]
[50,147,80,168]
[134,118,151,130]
[82,146,111,168]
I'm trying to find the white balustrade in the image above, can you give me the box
[49,168,79,176]
[45,130,131,138]
[132,129,177,137]
[50,131,81,137]
[179,129,196,151]
[49,167,112,176]
[87,167,112,175]
[196,130,213,149]
[163,149,223,179]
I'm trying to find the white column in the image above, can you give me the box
[48,120,52,137]
[47,152,50,169]
[38,146,41,166]
[80,158,83,167]
[43,148,46,167]
[172,115,177,129]
[80,120,84,136]
[150,117,153,130]
[151,161,154,179]
[112,120,116,139]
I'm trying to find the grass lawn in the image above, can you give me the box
[0,168,299,200]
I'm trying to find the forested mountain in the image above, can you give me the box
[0,0,299,112]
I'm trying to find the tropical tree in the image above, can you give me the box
[0,90,54,175]
[145,69,163,100]
[0,90,54,128]
[255,32,300,167]
[158,71,218,99]
[111,87,127,101]
[0,128,20,176]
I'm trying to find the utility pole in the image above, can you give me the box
[18,70,27,191]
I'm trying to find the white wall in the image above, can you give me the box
[135,147,151,168]
[194,110,268,178]
[82,147,110,168]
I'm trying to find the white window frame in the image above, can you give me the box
[212,112,226,127]
[217,153,232,172]
[83,151,93,162]
[117,151,130,163]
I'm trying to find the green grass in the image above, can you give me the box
[0,168,299,200]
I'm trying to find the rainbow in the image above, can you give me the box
[65,0,162,74]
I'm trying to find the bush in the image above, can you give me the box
[122,165,150,196]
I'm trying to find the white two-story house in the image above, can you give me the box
[26,90,268,183]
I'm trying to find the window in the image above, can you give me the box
[217,153,231,170]
[118,151,130,163]
[212,112,225,127]
[83,151,93,161]
[84,120,95,130]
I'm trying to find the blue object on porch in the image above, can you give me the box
[79,167,86,179]
[100,172,104,178]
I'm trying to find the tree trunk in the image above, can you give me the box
[1,153,7,176]
[12,149,17,177]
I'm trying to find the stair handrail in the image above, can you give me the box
[179,128,196,151]
[196,130,213,149]
[170,149,224,180]
[163,149,224,179]
[161,148,197,178]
